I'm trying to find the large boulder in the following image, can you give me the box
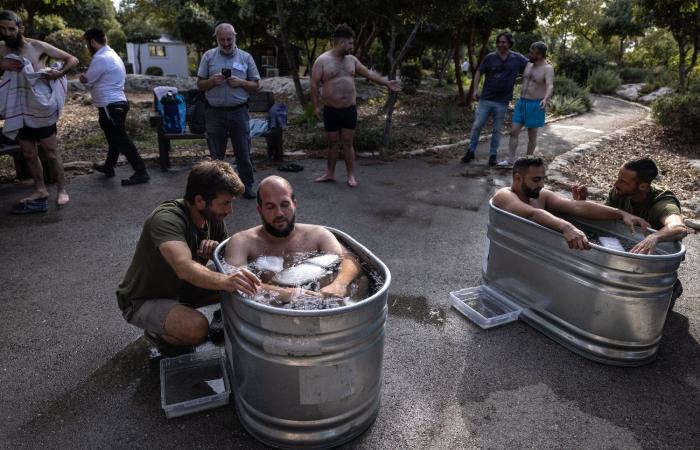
[124,74,198,92]
[615,83,645,101]
[639,87,675,103]
[260,76,310,96]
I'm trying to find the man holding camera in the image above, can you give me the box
[197,23,260,199]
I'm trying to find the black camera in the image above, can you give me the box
[221,68,232,78]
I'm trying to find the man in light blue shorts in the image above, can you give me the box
[497,42,554,169]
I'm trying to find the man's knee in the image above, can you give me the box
[164,306,210,345]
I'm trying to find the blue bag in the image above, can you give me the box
[158,92,186,133]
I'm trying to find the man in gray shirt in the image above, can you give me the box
[197,23,260,199]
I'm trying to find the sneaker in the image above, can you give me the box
[121,172,150,186]
[93,163,115,178]
[242,188,256,199]
[460,152,475,163]
[495,160,513,169]
[143,331,194,357]
[209,309,223,340]
[488,155,497,166]
[10,198,48,214]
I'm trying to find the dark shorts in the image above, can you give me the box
[16,124,57,141]
[323,105,357,132]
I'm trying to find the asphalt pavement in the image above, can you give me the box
[1,95,698,449]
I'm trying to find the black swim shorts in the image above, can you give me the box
[17,124,57,141]
[323,105,357,132]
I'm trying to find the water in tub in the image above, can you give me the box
[220,252,384,310]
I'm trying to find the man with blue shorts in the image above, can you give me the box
[497,42,554,168]
[461,31,528,166]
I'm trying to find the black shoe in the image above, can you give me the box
[209,309,223,340]
[121,172,150,186]
[143,331,194,357]
[488,155,497,166]
[242,188,256,199]
[461,152,475,163]
[93,163,115,178]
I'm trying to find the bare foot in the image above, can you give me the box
[314,174,336,183]
[57,191,70,206]
[20,190,49,203]
[347,176,358,187]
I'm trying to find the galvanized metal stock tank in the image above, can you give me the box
[213,228,391,449]
[484,201,686,366]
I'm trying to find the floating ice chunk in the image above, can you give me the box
[252,256,284,273]
[272,263,328,286]
[599,236,626,252]
[305,254,340,268]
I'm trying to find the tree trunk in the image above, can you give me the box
[618,38,625,66]
[452,29,465,105]
[137,44,142,74]
[382,17,423,147]
[676,35,688,92]
[465,28,491,107]
[275,0,306,106]
[303,36,318,76]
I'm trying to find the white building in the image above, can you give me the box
[126,34,189,77]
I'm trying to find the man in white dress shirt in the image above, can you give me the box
[80,28,149,186]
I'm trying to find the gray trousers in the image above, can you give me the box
[205,106,254,189]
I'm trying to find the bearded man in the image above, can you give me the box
[491,156,649,250]
[116,161,261,356]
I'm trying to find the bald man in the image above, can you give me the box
[225,176,362,301]
[197,23,260,199]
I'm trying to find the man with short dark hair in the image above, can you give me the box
[116,161,261,355]
[0,9,77,211]
[225,175,362,301]
[196,23,260,199]
[462,31,529,166]
[492,156,649,250]
[80,28,149,186]
[497,41,554,168]
[311,24,400,187]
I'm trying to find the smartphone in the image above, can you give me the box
[221,68,231,78]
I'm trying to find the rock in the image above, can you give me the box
[124,74,198,92]
[260,77,310,96]
[64,161,94,171]
[688,159,700,171]
[639,87,674,103]
[67,79,87,91]
[615,83,645,101]
[81,94,93,106]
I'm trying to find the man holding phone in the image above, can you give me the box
[197,23,260,199]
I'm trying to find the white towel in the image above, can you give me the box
[0,54,67,140]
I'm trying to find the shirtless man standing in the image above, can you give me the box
[311,24,400,187]
[225,175,362,301]
[497,42,554,169]
[0,10,78,209]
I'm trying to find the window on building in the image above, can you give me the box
[149,45,166,57]
[261,55,275,67]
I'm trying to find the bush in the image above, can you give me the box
[400,61,423,94]
[652,93,700,143]
[548,95,588,116]
[34,14,66,40]
[554,76,592,111]
[45,28,90,68]
[107,28,127,55]
[619,67,649,84]
[587,68,622,94]
[145,66,164,76]
[555,50,608,85]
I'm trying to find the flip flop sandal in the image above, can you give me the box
[278,163,304,172]
[10,199,48,215]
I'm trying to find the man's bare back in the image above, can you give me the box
[313,51,359,108]
[521,61,554,100]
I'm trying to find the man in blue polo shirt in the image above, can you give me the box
[461,31,528,166]
[197,23,260,199]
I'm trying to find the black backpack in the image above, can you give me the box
[187,89,206,134]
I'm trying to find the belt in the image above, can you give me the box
[206,102,248,112]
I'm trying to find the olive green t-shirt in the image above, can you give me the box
[605,186,681,230]
[116,199,227,311]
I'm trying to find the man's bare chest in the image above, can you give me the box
[323,58,355,81]
[524,66,547,84]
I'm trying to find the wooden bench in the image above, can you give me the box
[148,90,284,171]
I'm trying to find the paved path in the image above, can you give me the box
[2,96,698,449]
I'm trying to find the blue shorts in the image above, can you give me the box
[512,98,545,128]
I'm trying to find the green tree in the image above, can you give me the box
[2,0,74,35]
[58,0,120,33]
[33,14,66,40]
[597,0,646,64]
[122,19,161,74]
[45,28,90,67]
[637,0,700,91]
[175,3,216,56]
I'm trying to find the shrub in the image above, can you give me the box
[107,28,127,54]
[652,93,700,143]
[587,68,622,94]
[145,66,164,76]
[45,28,90,68]
[554,76,592,111]
[34,14,66,40]
[555,50,608,85]
[548,95,588,116]
[400,62,423,94]
[619,67,649,84]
